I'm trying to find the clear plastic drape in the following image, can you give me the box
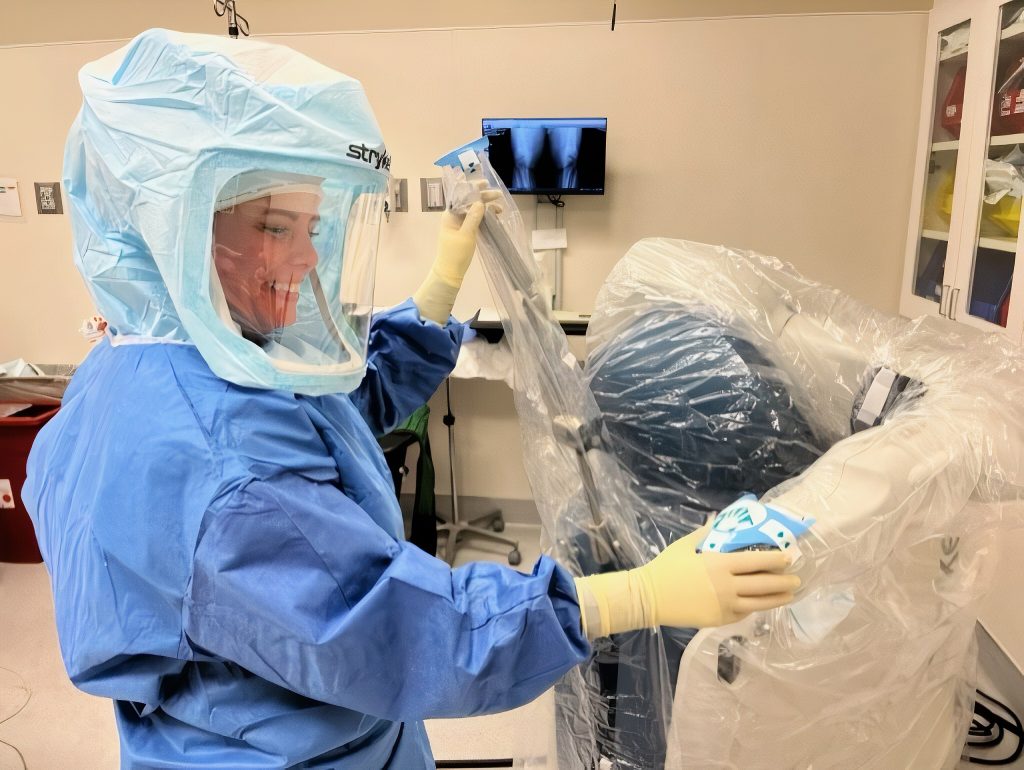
[442,152,1024,769]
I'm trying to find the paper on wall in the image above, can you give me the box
[0,178,22,217]
[531,227,568,251]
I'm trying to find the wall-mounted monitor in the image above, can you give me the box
[482,117,607,195]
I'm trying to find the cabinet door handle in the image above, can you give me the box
[939,284,949,317]
[950,287,961,321]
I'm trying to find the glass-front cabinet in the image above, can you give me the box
[902,0,1024,341]
[958,0,1024,328]
[909,15,972,311]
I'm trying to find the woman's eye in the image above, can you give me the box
[262,225,291,238]
[309,227,321,238]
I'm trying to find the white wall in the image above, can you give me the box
[0,13,928,503]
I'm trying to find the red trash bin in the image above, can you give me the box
[0,404,58,563]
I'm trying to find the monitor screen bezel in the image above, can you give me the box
[481,117,608,196]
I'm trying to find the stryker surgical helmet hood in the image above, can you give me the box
[64,28,390,395]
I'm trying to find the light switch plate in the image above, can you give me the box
[420,177,445,212]
[390,178,408,213]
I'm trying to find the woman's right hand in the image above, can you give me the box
[573,524,800,639]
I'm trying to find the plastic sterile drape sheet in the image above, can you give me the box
[442,153,1024,769]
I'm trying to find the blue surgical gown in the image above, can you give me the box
[24,300,590,769]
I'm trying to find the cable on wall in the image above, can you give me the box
[214,0,250,38]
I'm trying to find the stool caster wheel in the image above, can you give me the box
[491,519,505,533]
[507,549,522,566]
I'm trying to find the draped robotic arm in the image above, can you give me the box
[594,239,1019,770]
[435,139,1024,768]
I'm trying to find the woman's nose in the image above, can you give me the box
[290,234,319,270]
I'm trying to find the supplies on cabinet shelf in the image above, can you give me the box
[1006,7,1024,31]
[942,66,968,138]
[939,25,970,59]
[980,146,1024,237]
[994,56,1024,135]
[932,170,955,228]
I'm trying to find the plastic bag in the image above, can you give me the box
[0,360,75,404]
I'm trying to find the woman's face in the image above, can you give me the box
[212,191,322,334]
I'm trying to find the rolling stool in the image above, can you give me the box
[437,379,521,566]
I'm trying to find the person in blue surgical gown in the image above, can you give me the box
[23,30,799,769]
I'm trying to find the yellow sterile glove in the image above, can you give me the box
[572,524,800,639]
[412,182,502,324]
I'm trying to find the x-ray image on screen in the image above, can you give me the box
[482,118,607,195]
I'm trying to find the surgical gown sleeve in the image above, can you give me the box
[350,299,465,435]
[185,473,590,721]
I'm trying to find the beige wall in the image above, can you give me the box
[3,0,933,46]
[0,12,928,504]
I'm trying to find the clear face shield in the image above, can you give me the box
[209,171,384,377]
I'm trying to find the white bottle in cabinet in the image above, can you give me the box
[902,0,1024,343]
